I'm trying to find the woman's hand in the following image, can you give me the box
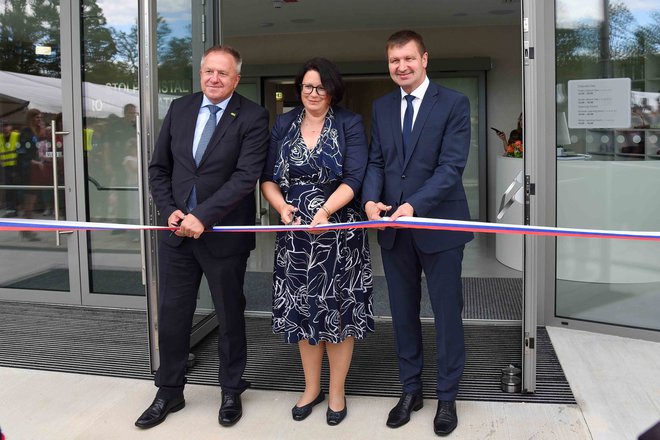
[279,204,299,225]
[309,204,331,233]
[497,131,508,150]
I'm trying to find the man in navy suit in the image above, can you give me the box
[362,30,473,436]
[137,45,269,429]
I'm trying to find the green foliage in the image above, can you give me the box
[0,1,191,88]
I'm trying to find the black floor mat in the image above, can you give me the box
[0,301,573,404]
[3,269,523,320]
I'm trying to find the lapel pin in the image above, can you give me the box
[230,112,237,117]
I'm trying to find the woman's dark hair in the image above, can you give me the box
[294,58,345,106]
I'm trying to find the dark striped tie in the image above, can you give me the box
[402,94,415,156]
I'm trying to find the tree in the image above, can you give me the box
[80,0,118,83]
[112,14,172,75]
[0,0,60,76]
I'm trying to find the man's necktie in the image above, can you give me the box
[402,94,415,156]
[195,105,220,165]
[188,105,220,211]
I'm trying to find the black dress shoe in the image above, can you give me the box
[292,391,325,421]
[135,395,185,429]
[434,400,458,436]
[218,391,242,426]
[386,392,423,428]
[326,398,347,426]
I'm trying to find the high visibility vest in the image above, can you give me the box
[0,131,19,167]
[83,128,94,151]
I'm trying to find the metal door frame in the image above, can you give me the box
[521,0,556,393]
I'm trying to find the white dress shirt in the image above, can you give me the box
[192,94,233,159]
[399,76,430,129]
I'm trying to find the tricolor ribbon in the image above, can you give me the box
[1,217,659,242]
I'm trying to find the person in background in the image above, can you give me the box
[496,112,522,153]
[0,119,20,217]
[362,30,473,436]
[17,109,45,241]
[260,57,374,426]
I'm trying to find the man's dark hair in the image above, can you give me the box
[386,30,427,56]
[294,58,345,106]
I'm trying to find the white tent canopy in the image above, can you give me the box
[0,70,173,122]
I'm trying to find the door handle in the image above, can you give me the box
[135,112,147,286]
[51,120,72,246]
[497,170,524,220]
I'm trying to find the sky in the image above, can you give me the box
[97,0,191,40]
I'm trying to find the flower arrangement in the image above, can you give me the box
[505,140,523,158]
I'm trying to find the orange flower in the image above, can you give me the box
[505,140,523,158]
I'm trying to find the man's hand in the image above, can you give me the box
[365,201,391,221]
[176,213,205,239]
[168,210,186,230]
[390,202,414,221]
[365,201,392,230]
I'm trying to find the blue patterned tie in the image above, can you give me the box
[402,94,415,156]
[188,105,220,211]
[195,105,220,165]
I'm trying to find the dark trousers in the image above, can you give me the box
[155,238,250,399]
[381,229,465,401]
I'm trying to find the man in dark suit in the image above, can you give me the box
[362,30,473,436]
[136,45,269,429]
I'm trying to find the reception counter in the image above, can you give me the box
[557,160,660,283]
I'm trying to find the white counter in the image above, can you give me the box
[557,160,660,283]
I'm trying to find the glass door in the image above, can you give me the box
[0,0,81,303]
[0,0,147,307]
[77,0,145,307]
[552,0,660,340]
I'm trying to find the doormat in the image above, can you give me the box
[0,301,573,404]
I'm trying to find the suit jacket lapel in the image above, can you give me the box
[389,92,405,168]
[402,83,439,171]
[197,94,241,167]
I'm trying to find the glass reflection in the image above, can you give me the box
[556,0,660,331]
[81,0,142,295]
[0,0,70,292]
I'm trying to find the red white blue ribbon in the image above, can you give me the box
[1,217,660,241]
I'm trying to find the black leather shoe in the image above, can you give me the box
[434,400,458,436]
[218,391,242,427]
[326,398,347,426]
[292,391,325,421]
[386,392,423,428]
[135,395,185,429]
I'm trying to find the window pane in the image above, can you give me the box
[556,0,660,331]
